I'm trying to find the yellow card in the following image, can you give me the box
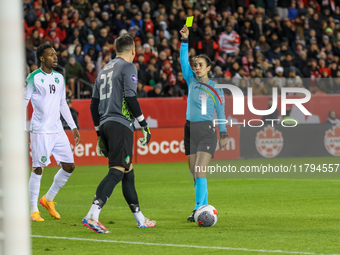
[186,16,194,27]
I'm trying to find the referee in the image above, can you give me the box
[82,34,155,233]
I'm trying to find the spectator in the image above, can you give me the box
[65,55,84,98]
[143,43,155,64]
[137,81,148,98]
[324,110,340,123]
[265,74,281,95]
[255,35,270,54]
[101,12,112,28]
[147,37,158,57]
[253,14,265,41]
[32,20,45,38]
[215,51,228,71]
[267,32,280,46]
[61,99,80,129]
[288,1,298,20]
[317,68,333,93]
[218,23,241,55]
[250,77,268,95]
[83,34,101,58]
[85,10,102,28]
[239,19,255,41]
[144,13,154,34]
[213,66,223,78]
[73,44,84,66]
[232,67,247,87]
[309,13,322,37]
[130,12,144,36]
[297,0,307,18]
[242,50,255,76]
[45,20,65,43]
[274,66,286,88]
[197,31,218,60]
[153,4,167,20]
[148,83,163,97]
[89,20,100,39]
[267,44,282,62]
[114,13,129,35]
[141,1,152,16]
[97,28,110,48]
[176,71,188,95]
[134,59,147,81]
[157,21,171,40]
[81,62,97,98]
[277,0,291,20]
[26,29,42,63]
[58,49,69,67]
[145,63,160,85]
[164,74,183,97]
[160,60,174,77]
[72,0,91,19]
[239,78,249,95]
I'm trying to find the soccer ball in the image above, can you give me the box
[194,205,218,227]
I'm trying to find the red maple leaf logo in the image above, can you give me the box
[324,124,340,156]
[325,125,340,138]
[256,125,283,158]
[257,126,282,139]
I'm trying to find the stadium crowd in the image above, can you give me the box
[23,0,340,98]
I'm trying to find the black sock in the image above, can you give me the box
[122,169,139,207]
[94,168,124,207]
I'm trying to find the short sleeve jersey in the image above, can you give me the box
[25,68,67,133]
[92,57,138,132]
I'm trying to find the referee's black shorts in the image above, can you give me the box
[184,120,217,157]
[99,121,133,170]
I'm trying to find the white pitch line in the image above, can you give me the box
[31,235,338,255]
[40,178,340,189]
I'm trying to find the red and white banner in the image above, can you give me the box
[135,127,187,163]
[29,127,240,166]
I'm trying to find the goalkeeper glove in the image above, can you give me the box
[96,136,108,157]
[139,124,151,146]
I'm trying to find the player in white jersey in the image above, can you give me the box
[25,44,81,221]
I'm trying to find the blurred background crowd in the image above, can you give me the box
[23,0,340,99]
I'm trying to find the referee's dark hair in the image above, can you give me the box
[115,34,135,54]
[36,43,53,66]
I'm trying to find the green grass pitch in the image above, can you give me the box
[31,157,340,255]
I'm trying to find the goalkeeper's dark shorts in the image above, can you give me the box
[184,120,217,157]
[99,121,133,170]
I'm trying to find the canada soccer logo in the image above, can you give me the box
[255,125,283,158]
[324,124,340,156]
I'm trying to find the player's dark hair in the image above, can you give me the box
[36,43,53,66]
[115,34,134,54]
[194,54,212,78]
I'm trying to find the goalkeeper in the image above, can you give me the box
[82,34,155,233]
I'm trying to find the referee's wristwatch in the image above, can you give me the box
[220,132,228,139]
[181,37,189,43]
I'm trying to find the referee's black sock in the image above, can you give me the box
[94,168,124,207]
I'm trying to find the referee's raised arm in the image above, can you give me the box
[180,25,194,85]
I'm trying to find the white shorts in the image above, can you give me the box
[30,132,74,167]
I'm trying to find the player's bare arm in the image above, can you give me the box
[72,128,81,146]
